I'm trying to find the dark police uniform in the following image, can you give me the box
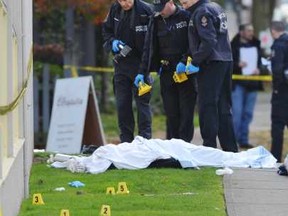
[102,0,153,142]
[270,32,288,162]
[187,0,238,152]
[139,5,197,142]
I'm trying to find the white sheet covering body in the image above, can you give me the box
[51,136,277,174]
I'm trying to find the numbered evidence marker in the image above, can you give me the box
[60,209,70,216]
[106,187,115,195]
[117,182,129,194]
[32,193,45,205]
[100,205,111,216]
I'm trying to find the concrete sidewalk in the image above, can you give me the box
[224,92,288,216]
[224,168,288,216]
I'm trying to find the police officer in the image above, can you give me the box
[179,0,238,152]
[102,0,153,142]
[270,21,288,162]
[135,0,197,142]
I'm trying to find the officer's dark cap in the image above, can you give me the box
[153,0,170,12]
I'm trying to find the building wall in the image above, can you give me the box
[0,0,33,215]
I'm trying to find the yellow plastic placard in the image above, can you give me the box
[100,205,111,216]
[60,209,70,216]
[106,187,115,195]
[32,193,45,205]
[117,182,129,194]
[173,72,188,83]
[138,82,152,96]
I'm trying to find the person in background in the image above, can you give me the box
[135,0,197,142]
[179,0,238,152]
[102,0,153,142]
[231,24,263,149]
[269,21,288,162]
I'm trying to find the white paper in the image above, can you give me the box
[240,47,258,75]
[261,57,272,73]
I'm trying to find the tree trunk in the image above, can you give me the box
[252,0,276,35]
[64,7,75,77]
[79,17,96,75]
[95,25,110,112]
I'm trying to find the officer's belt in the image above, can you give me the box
[160,60,170,66]
[160,58,179,66]
[160,53,182,62]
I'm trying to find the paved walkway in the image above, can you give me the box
[224,168,288,216]
[224,92,288,216]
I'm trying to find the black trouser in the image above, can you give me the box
[271,84,288,162]
[113,73,152,142]
[160,69,197,142]
[197,61,238,152]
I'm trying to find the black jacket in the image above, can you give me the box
[139,6,190,75]
[271,33,288,90]
[187,0,232,66]
[231,34,263,91]
[102,0,153,76]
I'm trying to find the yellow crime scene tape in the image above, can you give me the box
[0,48,33,115]
[0,52,271,115]
[0,61,271,115]
[64,65,272,81]
[64,65,114,76]
[232,74,272,81]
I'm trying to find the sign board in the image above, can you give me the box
[46,76,105,154]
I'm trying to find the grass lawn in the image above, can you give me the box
[19,156,225,216]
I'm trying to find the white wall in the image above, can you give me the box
[0,0,33,215]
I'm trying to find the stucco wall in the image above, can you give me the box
[0,146,25,216]
[0,0,33,215]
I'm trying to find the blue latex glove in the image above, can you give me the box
[176,62,186,74]
[134,74,144,87]
[68,181,85,188]
[186,63,199,74]
[112,40,125,53]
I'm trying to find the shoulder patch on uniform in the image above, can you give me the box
[201,16,208,27]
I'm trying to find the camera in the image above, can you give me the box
[113,44,132,63]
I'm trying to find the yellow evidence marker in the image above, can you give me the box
[173,56,193,83]
[106,187,115,195]
[32,193,45,205]
[100,205,111,216]
[117,182,129,194]
[60,209,70,216]
[173,72,188,83]
[138,82,152,96]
